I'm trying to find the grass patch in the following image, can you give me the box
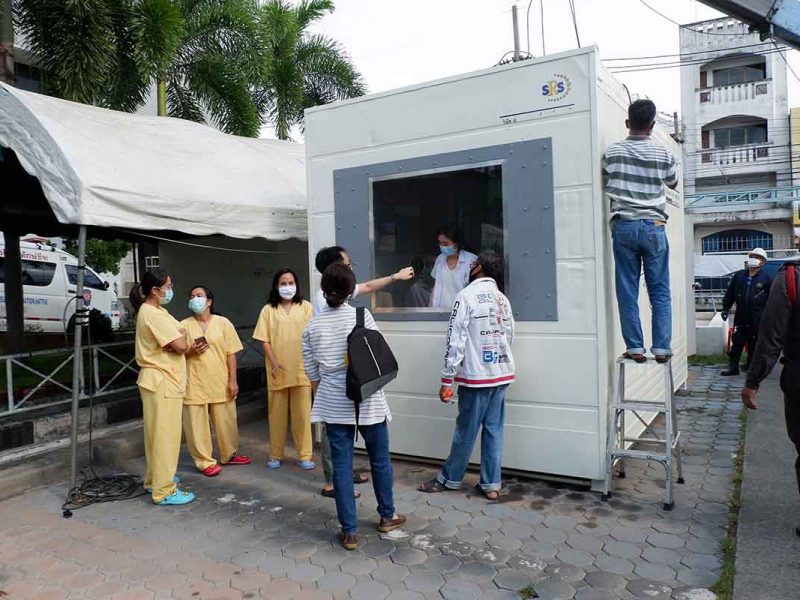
[688,353,729,367]
[518,585,539,599]
[710,409,748,600]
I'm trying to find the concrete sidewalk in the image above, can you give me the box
[734,369,800,600]
[0,367,739,600]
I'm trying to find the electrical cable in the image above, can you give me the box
[772,38,800,83]
[526,0,534,55]
[62,304,145,517]
[637,0,751,36]
[602,40,775,62]
[607,47,788,72]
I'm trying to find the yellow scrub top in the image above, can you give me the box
[181,315,244,405]
[135,304,187,399]
[253,301,312,391]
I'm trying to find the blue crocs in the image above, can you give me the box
[145,475,180,494]
[267,458,283,469]
[297,460,316,470]
[157,489,195,506]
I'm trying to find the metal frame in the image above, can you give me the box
[687,184,800,207]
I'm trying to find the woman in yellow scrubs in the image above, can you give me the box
[181,286,249,477]
[130,268,194,505]
[253,268,314,470]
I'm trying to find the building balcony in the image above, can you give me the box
[686,185,800,208]
[699,141,774,166]
[698,79,771,105]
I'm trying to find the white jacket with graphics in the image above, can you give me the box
[441,277,515,388]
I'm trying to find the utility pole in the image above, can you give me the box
[0,0,15,85]
[511,5,521,62]
[671,111,685,144]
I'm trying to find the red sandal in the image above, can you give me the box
[225,454,251,465]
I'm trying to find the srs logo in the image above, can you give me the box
[541,74,572,102]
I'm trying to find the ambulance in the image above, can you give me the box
[0,238,120,334]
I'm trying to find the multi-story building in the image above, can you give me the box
[680,17,797,258]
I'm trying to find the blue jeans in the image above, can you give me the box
[325,421,395,534]
[437,385,508,492]
[611,219,672,355]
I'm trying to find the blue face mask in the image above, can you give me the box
[158,288,174,306]
[440,245,457,257]
[188,296,207,314]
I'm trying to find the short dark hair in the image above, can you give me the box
[477,250,505,291]
[268,268,304,308]
[321,263,356,308]
[628,99,656,130]
[315,246,346,274]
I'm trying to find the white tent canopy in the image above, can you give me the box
[693,253,746,278]
[0,82,306,240]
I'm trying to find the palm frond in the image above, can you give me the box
[297,33,365,104]
[294,0,333,30]
[166,75,206,123]
[101,1,150,111]
[131,0,184,79]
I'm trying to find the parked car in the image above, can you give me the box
[0,239,121,334]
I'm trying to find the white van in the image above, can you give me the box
[0,238,121,334]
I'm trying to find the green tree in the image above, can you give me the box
[13,0,262,135]
[64,239,131,276]
[257,0,365,140]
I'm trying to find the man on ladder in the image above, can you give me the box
[602,99,679,363]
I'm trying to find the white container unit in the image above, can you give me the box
[305,47,687,489]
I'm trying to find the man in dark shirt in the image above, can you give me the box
[742,261,800,535]
[721,247,772,376]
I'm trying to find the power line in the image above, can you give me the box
[637,0,751,36]
[607,47,788,73]
[772,38,800,83]
[602,41,775,62]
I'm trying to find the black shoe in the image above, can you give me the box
[720,368,740,376]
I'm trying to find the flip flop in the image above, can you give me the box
[320,487,361,499]
[418,478,452,493]
[474,483,500,501]
[354,471,369,484]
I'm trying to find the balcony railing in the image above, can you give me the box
[698,79,771,105]
[686,185,800,207]
[699,141,773,166]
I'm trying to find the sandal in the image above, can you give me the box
[354,471,369,484]
[320,487,361,499]
[622,352,647,364]
[417,478,452,493]
[475,483,500,501]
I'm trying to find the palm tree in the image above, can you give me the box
[13,0,262,136]
[257,0,365,140]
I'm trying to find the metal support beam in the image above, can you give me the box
[68,225,87,492]
[2,231,24,354]
[698,0,800,49]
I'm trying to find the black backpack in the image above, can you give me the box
[346,307,398,427]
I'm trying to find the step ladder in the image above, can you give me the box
[601,356,684,510]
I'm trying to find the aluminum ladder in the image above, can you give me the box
[601,356,684,510]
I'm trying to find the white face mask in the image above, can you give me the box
[747,258,762,269]
[278,285,296,300]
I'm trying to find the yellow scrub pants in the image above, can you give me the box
[140,382,182,503]
[182,401,239,471]
[268,386,312,461]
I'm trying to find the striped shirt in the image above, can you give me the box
[302,304,391,426]
[602,135,678,222]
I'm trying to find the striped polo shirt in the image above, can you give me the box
[602,135,678,222]
[302,304,391,426]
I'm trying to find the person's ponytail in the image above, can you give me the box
[129,283,146,313]
[130,268,169,313]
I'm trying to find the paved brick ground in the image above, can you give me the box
[0,367,742,599]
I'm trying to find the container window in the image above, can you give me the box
[371,165,504,313]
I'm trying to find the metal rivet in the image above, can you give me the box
[545,249,551,254]
[524,251,530,256]
[547,294,552,298]
[522,164,527,168]
[543,205,550,209]
[522,206,529,212]
[542,162,548,166]
[525,294,531,299]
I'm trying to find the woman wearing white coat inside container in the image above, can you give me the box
[430,226,478,309]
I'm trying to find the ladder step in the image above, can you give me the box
[609,448,672,462]
[613,402,669,412]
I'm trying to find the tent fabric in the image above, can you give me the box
[693,253,746,278]
[0,82,307,241]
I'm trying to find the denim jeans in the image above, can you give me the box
[437,385,508,492]
[611,219,672,355]
[325,421,395,534]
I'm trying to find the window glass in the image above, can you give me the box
[66,265,106,290]
[714,124,767,147]
[702,229,774,253]
[371,165,503,312]
[21,260,56,287]
[713,64,766,86]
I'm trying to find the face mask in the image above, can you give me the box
[747,258,762,269]
[440,245,457,257]
[158,288,173,305]
[188,296,207,314]
[278,285,297,300]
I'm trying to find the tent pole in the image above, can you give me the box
[2,230,24,354]
[68,225,87,494]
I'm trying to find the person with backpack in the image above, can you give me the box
[301,263,406,550]
[741,261,800,536]
[418,251,515,501]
